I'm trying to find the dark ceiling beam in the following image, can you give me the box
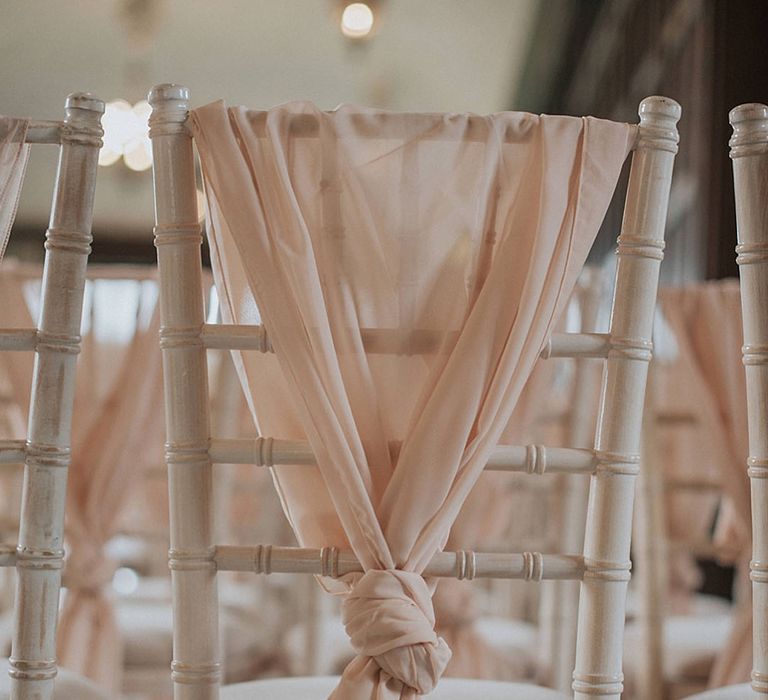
[512,0,606,114]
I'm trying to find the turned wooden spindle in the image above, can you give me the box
[149,83,221,700]
[573,96,680,700]
[10,93,103,700]
[730,102,768,696]
[547,270,604,693]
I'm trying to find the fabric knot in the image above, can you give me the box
[63,549,117,594]
[341,569,452,694]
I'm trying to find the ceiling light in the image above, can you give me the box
[98,99,153,172]
[340,2,374,38]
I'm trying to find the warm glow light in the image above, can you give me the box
[341,2,374,38]
[112,567,139,595]
[98,99,152,171]
[124,137,153,171]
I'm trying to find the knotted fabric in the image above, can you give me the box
[191,101,634,698]
[341,570,450,694]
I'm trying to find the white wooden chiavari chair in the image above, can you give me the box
[0,95,108,700]
[682,103,768,700]
[148,82,680,699]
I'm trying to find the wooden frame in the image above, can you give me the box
[148,83,679,699]
[544,269,604,693]
[572,97,680,700]
[0,94,103,700]
[730,102,768,696]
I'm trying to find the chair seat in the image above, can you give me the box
[220,677,568,699]
[476,617,538,657]
[623,612,732,681]
[118,597,269,673]
[684,683,755,699]
[0,660,109,700]
[285,615,538,676]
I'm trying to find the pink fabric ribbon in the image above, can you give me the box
[339,570,451,696]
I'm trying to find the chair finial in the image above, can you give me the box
[729,103,768,158]
[65,92,105,115]
[63,92,104,145]
[636,96,681,154]
[148,84,190,137]
[148,83,190,107]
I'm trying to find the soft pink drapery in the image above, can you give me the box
[657,280,749,687]
[652,296,728,609]
[435,353,565,680]
[192,101,633,698]
[0,118,29,262]
[56,288,163,693]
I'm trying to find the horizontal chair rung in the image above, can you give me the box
[669,539,721,559]
[541,332,611,359]
[664,478,721,492]
[200,324,611,360]
[0,544,17,568]
[655,411,698,426]
[0,328,38,351]
[26,120,63,144]
[206,438,598,475]
[0,440,26,464]
[209,545,584,581]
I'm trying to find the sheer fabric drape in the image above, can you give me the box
[434,351,566,680]
[0,118,29,261]
[56,281,164,693]
[191,101,633,699]
[657,280,749,687]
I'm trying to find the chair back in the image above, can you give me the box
[148,84,679,699]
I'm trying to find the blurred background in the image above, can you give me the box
[1,2,768,698]
[2,0,766,280]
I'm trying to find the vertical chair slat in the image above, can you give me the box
[10,93,103,700]
[573,96,680,700]
[149,84,220,700]
[633,369,669,700]
[548,270,603,693]
[730,102,768,696]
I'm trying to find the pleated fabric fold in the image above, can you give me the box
[0,117,30,261]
